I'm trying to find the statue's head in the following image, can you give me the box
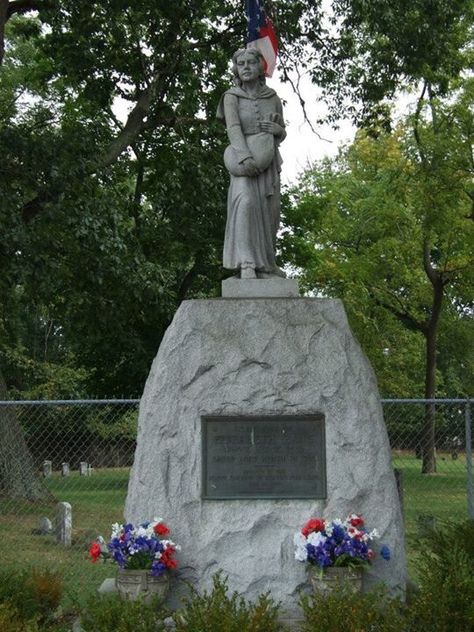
[232,48,266,86]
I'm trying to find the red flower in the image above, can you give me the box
[153,522,170,536]
[350,514,364,528]
[301,518,325,537]
[368,549,375,560]
[161,546,177,569]
[89,542,101,563]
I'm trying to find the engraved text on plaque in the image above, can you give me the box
[202,415,326,499]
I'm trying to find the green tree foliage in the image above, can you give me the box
[320,0,474,123]
[281,83,474,472]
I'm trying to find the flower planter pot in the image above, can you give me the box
[308,566,363,595]
[116,569,169,603]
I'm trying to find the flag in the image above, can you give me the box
[246,0,278,77]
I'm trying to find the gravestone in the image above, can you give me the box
[125,297,406,619]
[56,501,72,547]
[38,517,53,535]
[42,460,52,478]
[62,462,70,477]
[79,462,89,476]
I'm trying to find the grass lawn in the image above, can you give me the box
[392,450,469,579]
[0,454,470,608]
[0,468,130,610]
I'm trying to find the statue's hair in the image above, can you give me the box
[232,48,266,86]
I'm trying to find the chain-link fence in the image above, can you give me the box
[0,398,472,593]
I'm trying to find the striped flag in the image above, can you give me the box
[246,0,278,77]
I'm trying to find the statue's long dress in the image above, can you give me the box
[217,87,285,274]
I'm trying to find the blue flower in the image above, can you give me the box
[331,524,345,542]
[381,545,391,561]
[151,560,167,577]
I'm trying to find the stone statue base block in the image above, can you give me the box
[126,298,406,619]
[222,277,299,298]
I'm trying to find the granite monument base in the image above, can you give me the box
[125,298,406,619]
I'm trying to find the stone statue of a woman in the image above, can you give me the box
[217,48,286,279]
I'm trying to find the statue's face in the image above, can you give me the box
[236,51,260,83]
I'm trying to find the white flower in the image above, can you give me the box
[369,529,380,540]
[111,523,122,538]
[135,526,148,538]
[308,531,325,547]
[161,539,178,549]
[293,531,308,562]
[294,546,308,562]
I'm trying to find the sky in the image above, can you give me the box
[260,72,355,185]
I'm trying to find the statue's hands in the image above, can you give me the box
[259,120,284,137]
[241,156,260,176]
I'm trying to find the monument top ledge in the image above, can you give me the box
[221,277,299,298]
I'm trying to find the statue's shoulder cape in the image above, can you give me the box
[216,86,278,121]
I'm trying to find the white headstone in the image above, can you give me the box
[42,460,52,478]
[97,578,117,595]
[38,516,53,535]
[79,462,88,476]
[56,502,72,547]
[61,462,70,477]
[125,298,407,620]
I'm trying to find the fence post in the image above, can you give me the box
[393,468,404,520]
[466,400,473,520]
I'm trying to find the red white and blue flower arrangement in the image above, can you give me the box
[89,518,180,577]
[294,513,390,573]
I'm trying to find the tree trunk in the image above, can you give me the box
[0,368,52,500]
[421,275,444,474]
[0,0,8,65]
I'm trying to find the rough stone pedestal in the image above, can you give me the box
[125,298,406,620]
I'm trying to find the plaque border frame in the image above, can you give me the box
[201,414,327,500]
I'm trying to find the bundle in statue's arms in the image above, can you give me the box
[224,132,274,176]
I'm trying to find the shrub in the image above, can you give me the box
[0,568,63,625]
[0,603,39,632]
[299,585,406,632]
[173,573,284,632]
[407,519,474,631]
[80,594,167,632]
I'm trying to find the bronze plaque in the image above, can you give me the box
[202,415,326,499]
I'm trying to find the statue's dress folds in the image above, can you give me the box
[217,86,286,274]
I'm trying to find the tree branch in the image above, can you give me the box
[422,237,439,286]
[413,81,428,166]
[0,0,9,65]
[101,75,161,168]
[372,292,427,335]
